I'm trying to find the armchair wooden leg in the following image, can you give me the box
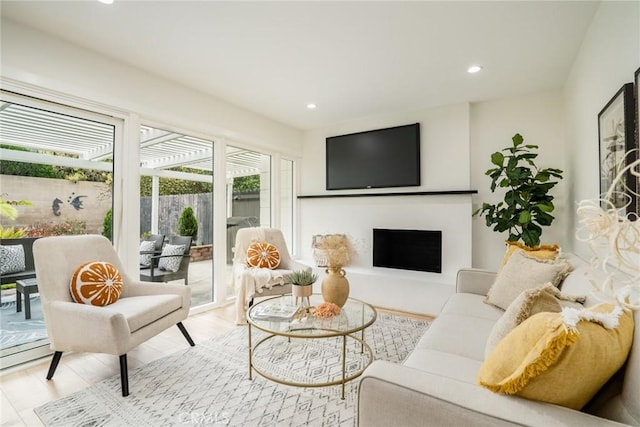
[176,322,195,347]
[46,351,63,380]
[120,354,129,397]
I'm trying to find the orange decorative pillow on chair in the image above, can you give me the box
[70,261,123,306]
[246,241,281,269]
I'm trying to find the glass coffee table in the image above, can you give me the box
[247,294,377,399]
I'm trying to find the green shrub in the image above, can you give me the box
[178,206,198,239]
[102,209,113,240]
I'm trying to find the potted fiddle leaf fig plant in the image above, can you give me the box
[473,133,563,247]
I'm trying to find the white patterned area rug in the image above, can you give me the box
[35,313,429,427]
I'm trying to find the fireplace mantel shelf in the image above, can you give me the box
[297,190,477,199]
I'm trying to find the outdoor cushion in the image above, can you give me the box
[139,240,156,267]
[158,244,185,272]
[0,244,26,275]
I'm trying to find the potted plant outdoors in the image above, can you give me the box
[177,206,198,243]
[286,269,318,306]
[474,133,563,248]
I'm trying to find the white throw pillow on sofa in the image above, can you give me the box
[485,251,572,310]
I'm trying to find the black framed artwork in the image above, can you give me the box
[597,82,636,213]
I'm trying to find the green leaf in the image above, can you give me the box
[491,152,504,167]
[536,202,554,213]
[534,211,554,226]
[518,211,532,224]
[512,133,524,146]
[522,229,540,247]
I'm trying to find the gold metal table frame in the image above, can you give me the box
[247,294,377,400]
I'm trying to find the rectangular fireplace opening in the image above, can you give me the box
[373,228,442,273]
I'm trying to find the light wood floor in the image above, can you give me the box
[0,303,430,427]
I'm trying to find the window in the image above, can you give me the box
[0,91,118,368]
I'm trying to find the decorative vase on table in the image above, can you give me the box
[321,267,349,308]
[312,234,352,308]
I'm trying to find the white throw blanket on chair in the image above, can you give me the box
[234,265,285,324]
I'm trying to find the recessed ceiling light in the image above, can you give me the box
[98,0,114,4]
[306,103,317,110]
[467,65,482,74]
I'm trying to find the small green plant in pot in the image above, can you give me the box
[286,269,318,287]
[474,133,563,247]
[287,269,318,305]
[178,206,198,241]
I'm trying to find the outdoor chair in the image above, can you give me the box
[32,234,194,397]
[139,234,165,269]
[140,236,191,286]
[233,227,310,324]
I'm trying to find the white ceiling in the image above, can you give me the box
[1,1,599,130]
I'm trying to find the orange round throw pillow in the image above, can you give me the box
[246,241,281,269]
[70,261,123,306]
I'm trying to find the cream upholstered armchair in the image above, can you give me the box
[233,227,310,324]
[33,234,194,397]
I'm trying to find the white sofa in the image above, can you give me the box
[358,255,639,426]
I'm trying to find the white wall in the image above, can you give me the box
[299,103,471,315]
[470,91,567,269]
[563,1,640,260]
[0,20,302,155]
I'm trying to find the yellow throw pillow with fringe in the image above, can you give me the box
[500,240,560,270]
[478,303,634,410]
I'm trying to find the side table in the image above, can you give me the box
[16,278,39,320]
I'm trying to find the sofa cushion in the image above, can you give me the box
[485,251,572,310]
[442,293,503,321]
[108,294,183,332]
[416,313,496,361]
[404,348,482,384]
[485,283,585,357]
[478,304,634,410]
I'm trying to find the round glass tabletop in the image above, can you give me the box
[247,294,377,338]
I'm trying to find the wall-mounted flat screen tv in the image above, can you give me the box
[326,123,420,190]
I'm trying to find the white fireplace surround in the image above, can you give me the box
[299,194,472,316]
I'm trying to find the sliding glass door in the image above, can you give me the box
[139,125,214,307]
[0,91,119,368]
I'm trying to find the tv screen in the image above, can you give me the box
[326,123,420,190]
